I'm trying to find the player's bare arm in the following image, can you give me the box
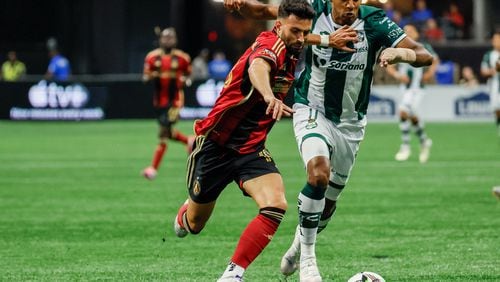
[225,1,358,52]
[379,37,433,68]
[385,64,410,84]
[224,0,278,20]
[305,25,359,52]
[248,58,294,121]
[422,55,440,82]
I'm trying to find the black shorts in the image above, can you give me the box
[186,136,280,204]
[155,106,179,128]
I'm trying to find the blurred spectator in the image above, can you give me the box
[424,18,445,43]
[1,51,26,81]
[392,10,410,28]
[442,3,465,39]
[435,57,458,84]
[411,0,433,30]
[458,66,479,88]
[45,48,71,81]
[191,48,210,80]
[382,1,395,21]
[208,51,232,81]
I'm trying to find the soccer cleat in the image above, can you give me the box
[280,225,301,276]
[186,135,196,155]
[280,249,299,276]
[395,144,411,161]
[492,186,500,200]
[217,275,243,282]
[142,166,157,180]
[419,139,432,164]
[174,199,189,238]
[299,256,322,282]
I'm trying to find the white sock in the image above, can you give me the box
[298,192,325,258]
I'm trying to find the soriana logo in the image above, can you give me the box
[28,80,89,108]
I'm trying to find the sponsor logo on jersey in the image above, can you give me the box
[454,92,490,116]
[325,60,366,71]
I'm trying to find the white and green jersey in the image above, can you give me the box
[481,49,500,95]
[295,2,406,124]
[398,42,436,91]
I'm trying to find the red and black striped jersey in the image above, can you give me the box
[195,28,298,154]
[144,48,191,108]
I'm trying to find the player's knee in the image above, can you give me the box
[307,160,330,188]
[307,170,329,188]
[260,206,286,224]
[186,215,207,234]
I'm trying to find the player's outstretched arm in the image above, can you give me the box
[305,25,359,52]
[379,37,433,68]
[224,0,278,20]
[248,58,293,120]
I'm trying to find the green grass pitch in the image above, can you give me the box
[0,120,499,281]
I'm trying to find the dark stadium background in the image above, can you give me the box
[1,0,499,76]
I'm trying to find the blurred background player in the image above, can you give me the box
[45,48,71,81]
[385,24,438,163]
[1,51,26,81]
[173,0,315,281]
[142,27,193,180]
[225,0,433,281]
[480,31,500,136]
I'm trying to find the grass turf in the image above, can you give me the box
[0,120,499,281]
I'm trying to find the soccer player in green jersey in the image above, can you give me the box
[385,24,439,163]
[225,0,433,281]
[480,31,500,136]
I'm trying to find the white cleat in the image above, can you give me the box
[217,275,243,282]
[299,256,322,282]
[142,166,157,180]
[419,139,432,164]
[174,200,189,238]
[280,248,299,276]
[280,225,301,276]
[395,144,411,161]
[492,186,500,200]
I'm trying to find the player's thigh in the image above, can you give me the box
[398,90,414,114]
[187,137,234,204]
[242,173,286,210]
[330,127,364,186]
[235,149,286,209]
[293,105,332,166]
[491,92,500,111]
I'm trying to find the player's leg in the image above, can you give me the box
[493,92,500,135]
[281,106,330,280]
[219,172,287,281]
[408,90,432,163]
[143,110,170,180]
[175,137,233,236]
[317,126,363,233]
[395,92,412,161]
[166,106,193,146]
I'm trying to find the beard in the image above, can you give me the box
[287,44,303,57]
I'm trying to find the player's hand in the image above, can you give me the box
[329,25,359,52]
[224,0,244,12]
[263,95,294,121]
[422,71,433,83]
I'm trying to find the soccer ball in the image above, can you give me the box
[347,271,385,282]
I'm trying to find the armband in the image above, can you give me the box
[320,35,329,47]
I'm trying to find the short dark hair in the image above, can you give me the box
[278,0,315,20]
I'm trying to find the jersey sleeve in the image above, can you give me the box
[367,9,406,48]
[481,52,491,71]
[248,36,285,73]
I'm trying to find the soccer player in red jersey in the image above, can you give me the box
[172,0,315,280]
[142,28,194,180]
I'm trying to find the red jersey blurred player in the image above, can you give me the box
[142,28,194,180]
[172,0,315,280]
